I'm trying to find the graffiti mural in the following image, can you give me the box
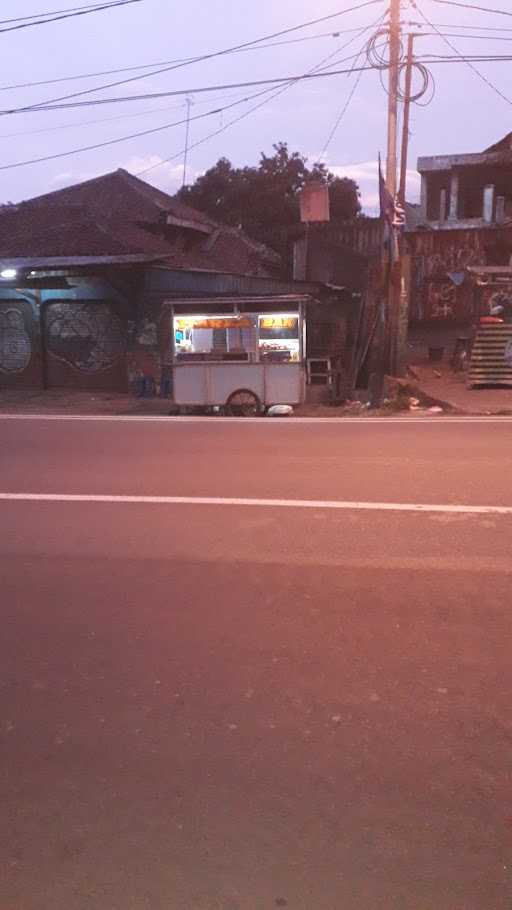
[424,244,484,278]
[0,307,32,373]
[408,229,490,323]
[425,281,457,320]
[45,303,125,373]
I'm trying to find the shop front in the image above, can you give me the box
[170,297,307,414]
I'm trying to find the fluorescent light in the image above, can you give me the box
[0,268,17,279]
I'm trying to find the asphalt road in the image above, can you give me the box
[1,416,512,910]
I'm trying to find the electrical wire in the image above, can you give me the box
[432,0,512,18]
[0,90,248,140]
[5,0,384,117]
[318,68,365,158]
[0,45,386,116]
[136,17,385,178]
[0,3,124,25]
[0,28,383,173]
[0,0,142,34]
[410,0,512,107]
[417,21,512,31]
[418,53,512,61]
[316,15,387,160]
[0,27,374,93]
[412,31,512,41]
[0,87,283,172]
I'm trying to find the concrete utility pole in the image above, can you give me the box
[386,0,401,197]
[386,0,403,377]
[399,33,415,205]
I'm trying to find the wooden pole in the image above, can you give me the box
[399,33,415,205]
[385,0,402,377]
[386,0,401,196]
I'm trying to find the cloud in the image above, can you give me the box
[49,155,200,196]
[50,169,99,187]
[320,158,421,213]
[120,154,199,193]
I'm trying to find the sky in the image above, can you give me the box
[0,0,510,212]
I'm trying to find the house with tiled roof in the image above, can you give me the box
[0,168,281,276]
[0,169,350,396]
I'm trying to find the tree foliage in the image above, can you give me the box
[177,142,361,255]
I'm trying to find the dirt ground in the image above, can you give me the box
[1,358,512,418]
[0,389,441,419]
[406,359,512,416]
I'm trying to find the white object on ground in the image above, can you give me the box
[267,404,293,417]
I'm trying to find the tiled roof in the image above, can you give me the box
[485,132,512,154]
[0,169,280,275]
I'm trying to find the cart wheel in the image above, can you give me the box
[225,389,261,417]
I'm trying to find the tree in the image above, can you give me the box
[178,142,361,257]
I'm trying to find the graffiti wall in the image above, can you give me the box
[126,299,172,395]
[407,229,488,324]
[0,289,168,394]
[43,301,127,390]
[406,228,507,324]
[0,299,43,388]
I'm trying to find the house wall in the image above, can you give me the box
[0,292,43,389]
[407,227,512,330]
[126,296,172,395]
[0,277,133,391]
[0,265,336,396]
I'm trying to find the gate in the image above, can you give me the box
[0,299,42,388]
[43,301,127,390]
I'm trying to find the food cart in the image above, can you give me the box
[169,296,308,415]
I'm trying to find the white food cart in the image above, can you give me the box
[170,297,308,415]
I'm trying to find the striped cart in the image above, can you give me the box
[468,324,512,388]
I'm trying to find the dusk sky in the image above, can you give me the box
[1,0,510,211]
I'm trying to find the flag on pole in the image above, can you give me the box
[378,154,405,263]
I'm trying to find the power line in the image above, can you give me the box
[0,20,383,172]
[0,90,247,140]
[412,31,512,41]
[419,21,512,31]
[136,16,386,179]
[0,32,383,174]
[0,46,383,116]
[319,68,365,158]
[317,20,382,160]
[432,0,512,17]
[1,20,505,172]
[0,3,122,25]
[0,0,142,34]
[2,40,509,119]
[411,1,512,106]
[5,40,511,119]
[0,87,279,172]
[418,53,512,61]
[5,0,383,115]
[0,26,370,93]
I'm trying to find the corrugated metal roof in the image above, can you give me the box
[0,254,161,268]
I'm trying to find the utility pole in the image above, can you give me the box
[393,31,416,379]
[385,0,403,377]
[399,33,415,204]
[386,0,401,197]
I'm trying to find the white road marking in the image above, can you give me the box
[1,414,512,425]
[1,493,512,515]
